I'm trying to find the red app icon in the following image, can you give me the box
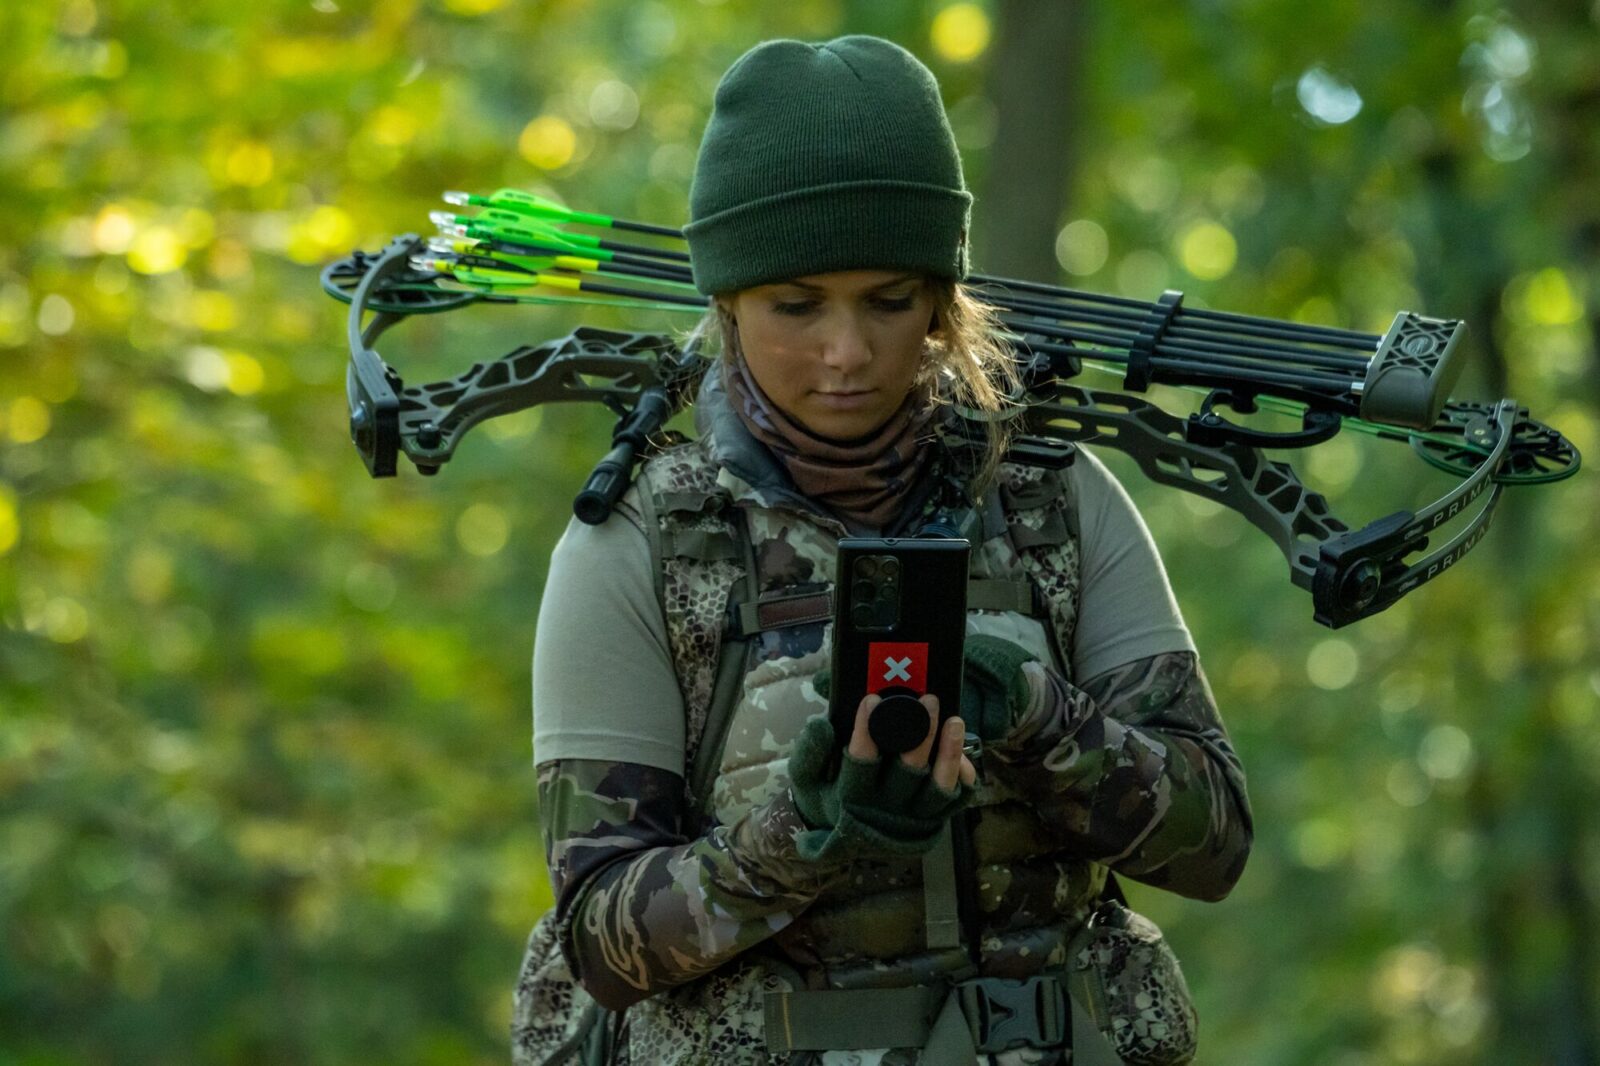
[867,642,928,693]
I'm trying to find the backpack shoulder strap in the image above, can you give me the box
[686,528,760,826]
[635,442,755,825]
[994,455,1082,674]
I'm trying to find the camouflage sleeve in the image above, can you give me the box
[537,757,849,1012]
[984,650,1253,902]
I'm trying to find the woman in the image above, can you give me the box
[520,34,1252,1065]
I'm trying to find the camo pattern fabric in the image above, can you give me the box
[1067,900,1199,1065]
[996,464,1081,662]
[524,757,854,1066]
[643,446,748,807]
[523,435,1251,1064]
[510,908,590,1065]
[986,651,1252,900]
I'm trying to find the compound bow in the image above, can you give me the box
[321,191,1580,629]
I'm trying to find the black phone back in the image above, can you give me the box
[829,537,970,754]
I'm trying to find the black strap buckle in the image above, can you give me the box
[956,974,1069,1053]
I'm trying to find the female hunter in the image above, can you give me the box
[523,34,1252,1066]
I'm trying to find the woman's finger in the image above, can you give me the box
[932,715,964,792]
[903,694,941,769]
[847,693,882,761]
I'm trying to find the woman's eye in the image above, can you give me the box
[773,301,817,316]
[872,295,915,312]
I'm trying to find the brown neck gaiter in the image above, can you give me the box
[721,355,937,532]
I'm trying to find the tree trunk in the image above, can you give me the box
[973,0,1087,280]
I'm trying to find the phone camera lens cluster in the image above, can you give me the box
[849,554,901,629]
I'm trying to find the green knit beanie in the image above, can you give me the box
[684,35,972,296]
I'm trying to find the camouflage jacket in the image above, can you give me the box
[525,371,1253,1064]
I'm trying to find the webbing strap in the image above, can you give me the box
[763,976,1128,1063]
[730,578,1040,639]
[1008,509,1071,551]
[920,824,961,951]
[1070,986,1127,1066]
[658,527,741,561]
[658,489,724,513]
[732,589,832,638]
[920,991,975,1066]
[965,578,1035,615]
[688,636,750,820]
[763,985,945,1053]
[686,509,762,823]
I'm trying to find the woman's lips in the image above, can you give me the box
[814,390,875,410]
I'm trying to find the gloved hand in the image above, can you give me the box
[787,699,976,863]
[960,634,1041,742]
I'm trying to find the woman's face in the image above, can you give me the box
[722,270,937,441]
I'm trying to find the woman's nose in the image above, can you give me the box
[819,316,872,373]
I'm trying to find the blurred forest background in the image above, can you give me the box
[2,0,1596,1063]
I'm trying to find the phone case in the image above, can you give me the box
[828,537,970,758]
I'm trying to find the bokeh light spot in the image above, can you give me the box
[589,80,640,131]
[93,40,129,79]
[224,351,265,396]
[1292,818,1350,869]
[1386,760,1431,806]
[1054,219,1109,276]
[519,116,576,170]
[456,503,509,557]
[37,294,76,336]
[1419,724,1474,781]
[0,485,17,555]
[370,104,418,146]
[931,3,990,63]
[9,397,52,444]
[307,205,354,250]
[225,140,275,187]
[1116,250,1171,297]
[93,205,137,254]
[127,226,187,274]
[183,346,231,393]
[1293,296,1339,326]
[1112,155,1180,213]
[1297,65,1363,125]
[43,597,90,643]
[1522,267,1583,325]
[1177,221,1237,280]
[1306,638,1359,690]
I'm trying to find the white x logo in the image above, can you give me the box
[882,656,912,683]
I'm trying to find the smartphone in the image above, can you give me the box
[828,537,970,760]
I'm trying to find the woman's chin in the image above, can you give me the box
[796,394,891,441]
[795,410,891,444]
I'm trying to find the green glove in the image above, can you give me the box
[786,713,974,863]
[961,634,1039,742]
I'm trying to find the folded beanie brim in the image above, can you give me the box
[687,180,971,295]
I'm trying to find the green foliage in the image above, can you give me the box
[1,1,1595,1063]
